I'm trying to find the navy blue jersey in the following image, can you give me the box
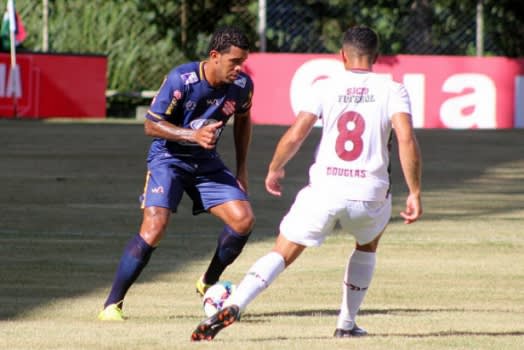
[145,61,254,161]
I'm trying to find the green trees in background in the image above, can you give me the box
[262,0,524,57]
[18,1,184,92]
[16,0,257,92]
[12,0,524,95]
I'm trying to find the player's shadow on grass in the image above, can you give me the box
[245,306,516,319]
[236,330,524,343]
[237,308,524,341]
[373,330,524,338]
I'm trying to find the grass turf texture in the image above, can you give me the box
[0,120,523,349]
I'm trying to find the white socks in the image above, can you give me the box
[336,250,376,330]
[225,248,375,329]
[227,251,285,311]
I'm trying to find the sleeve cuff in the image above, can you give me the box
[145,110,164,122]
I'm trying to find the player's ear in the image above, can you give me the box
[209,50,220,62]
[340,49,348,64]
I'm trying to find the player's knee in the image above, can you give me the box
[140,207,170,245]
[229,213,255,234]
[356,238,380,252]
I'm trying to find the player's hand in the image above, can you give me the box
[194,121,223,149]
[265,168,285,197]
[400,193,423,224]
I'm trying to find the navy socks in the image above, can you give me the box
[104,234,155,308]
[203,225,250,285]
[104,228,248,307]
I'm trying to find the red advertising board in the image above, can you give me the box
[244,53,524,129]
[0,52,107,119]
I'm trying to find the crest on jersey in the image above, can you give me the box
[181,72,199,85]
[184,100,196,111]
[233,76,247,88]
[189,118,219,130]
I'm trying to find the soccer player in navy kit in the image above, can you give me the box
[98,26,255,321]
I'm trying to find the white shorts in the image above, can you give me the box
[279,185,392,246]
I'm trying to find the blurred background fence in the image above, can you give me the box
[9,0,524,117]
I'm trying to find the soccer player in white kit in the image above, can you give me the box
[192,25,423,341]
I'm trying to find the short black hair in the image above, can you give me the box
[208,26,250,53]
[343,25,379,56]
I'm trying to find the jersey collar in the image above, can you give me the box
[199,61,206,81]
[348,68,371,74]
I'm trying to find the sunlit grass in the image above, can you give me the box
[1,126,523,349]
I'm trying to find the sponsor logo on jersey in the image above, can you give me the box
[151,186,164,194]
[177,118,221,146]
[346,87,369,95]
[184,100,196,111]
[188,118,224,142]
[233,76,247,88]
[165,98,177,115]
[338,94,376,103]
[338,86,375,103]
[181,71,199,85]
[189,118,219,129]
[206,98,221,106]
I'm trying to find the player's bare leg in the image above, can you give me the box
[139,206,171,246]
[209,200,255,235]
[355,231,383,253]
[272,233,306,266]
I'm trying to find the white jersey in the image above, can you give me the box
[300,70,411,200]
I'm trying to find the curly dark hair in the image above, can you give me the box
[343,25,379,56]
[208,26,250,54]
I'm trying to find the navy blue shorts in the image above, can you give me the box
[140,156,248,215]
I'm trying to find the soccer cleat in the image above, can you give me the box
[97,304,125,321]
[333,324,368,338]
[195,276,212,297]
[191,305,240,341]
